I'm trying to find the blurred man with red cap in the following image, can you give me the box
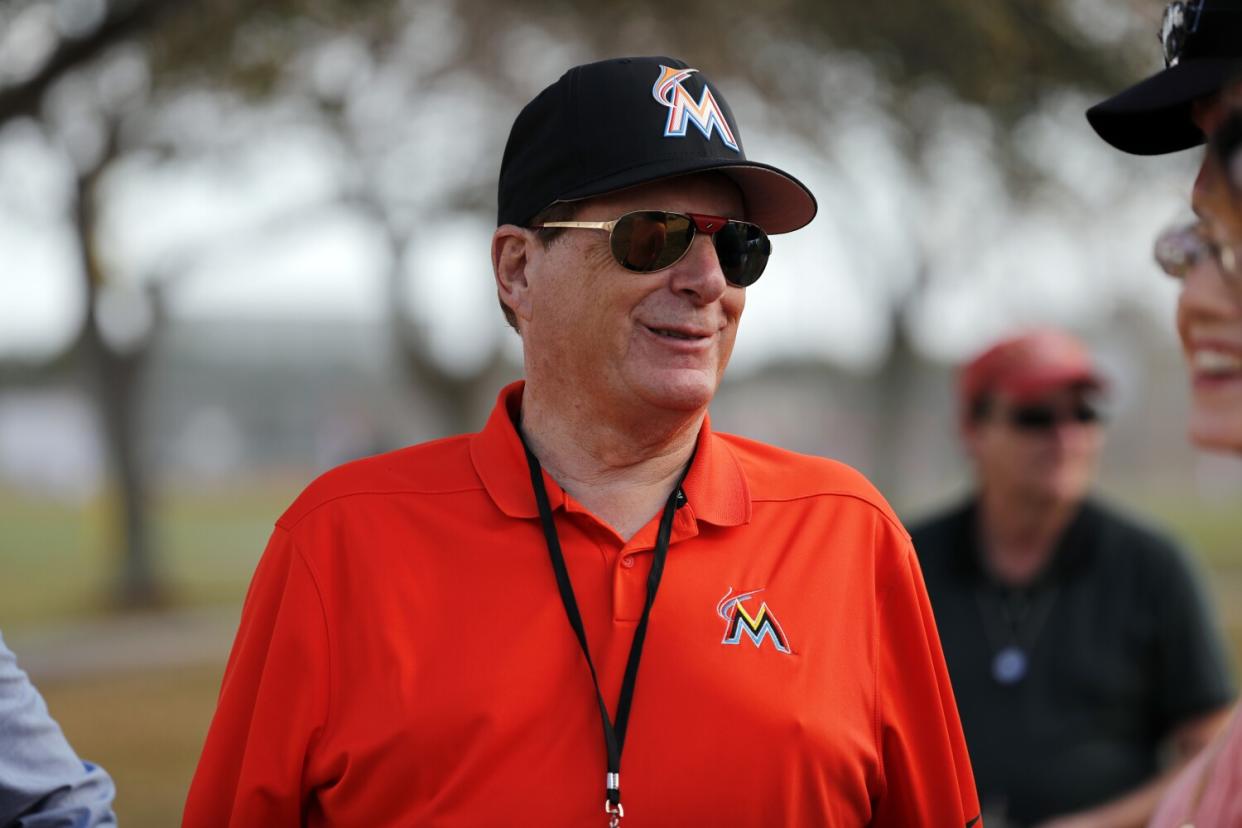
[910,328,1234,828]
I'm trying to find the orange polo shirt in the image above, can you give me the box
[184,382,980,827]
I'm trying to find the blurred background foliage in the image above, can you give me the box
[1,0,1238,824]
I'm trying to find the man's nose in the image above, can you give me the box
[668,234,728,304]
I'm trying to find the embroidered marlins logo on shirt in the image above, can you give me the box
[651,65,740,151]
[716,587,791,654]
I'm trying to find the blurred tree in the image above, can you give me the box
[0,0,1160,603]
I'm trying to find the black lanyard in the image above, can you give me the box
[520,436,693,827]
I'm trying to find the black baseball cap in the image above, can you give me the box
[497,56,817,233]
[1087,0,1242,155]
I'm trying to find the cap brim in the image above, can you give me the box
[1087,58,1241,155]
[557,159,817,234]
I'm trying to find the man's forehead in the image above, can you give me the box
[567,172,746,218]
[993,384,1099,407]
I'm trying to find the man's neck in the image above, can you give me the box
[976,489,1079,588]
[519,384,703,542]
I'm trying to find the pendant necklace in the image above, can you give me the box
[975,584,1059,686]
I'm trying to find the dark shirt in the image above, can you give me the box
[911,497,1235,827]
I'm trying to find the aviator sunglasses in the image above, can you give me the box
[1154,221,1242,290]
[536,210,772,287]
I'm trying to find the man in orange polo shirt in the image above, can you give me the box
[184,56,981,827]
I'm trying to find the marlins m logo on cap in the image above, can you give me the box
[652,65,740,152]
[717,587,791,653]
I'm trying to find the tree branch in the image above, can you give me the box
[0,0,189,125]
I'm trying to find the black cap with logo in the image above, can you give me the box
[1087,0,1242,155]
[497,56,817,233]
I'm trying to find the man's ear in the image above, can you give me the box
[493,225,536,329]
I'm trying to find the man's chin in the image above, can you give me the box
[1017,475,1091,508]
[630,370,720,414]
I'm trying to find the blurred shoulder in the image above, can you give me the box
[908,500,973,549]
[1085,497,1195,571]
[276,435,480,530]
[906,499,975,577]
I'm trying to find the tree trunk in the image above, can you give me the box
[72,142,164,610]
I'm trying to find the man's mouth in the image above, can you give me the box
[646,325,709,341]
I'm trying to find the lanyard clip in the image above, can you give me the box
[605,772,623,827]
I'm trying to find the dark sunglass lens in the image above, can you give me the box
[1010,406,1056,431]
[611,212,667,271]
[1010,401,1102,430]
[610,212,691,272]
[714,222,770,286]
[654,213,694,269]
[1073,403,1101,424]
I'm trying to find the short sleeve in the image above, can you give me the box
[183,527,332,828]
[1149,542,1236,728]
[0,632,117,827]
[871,542,981,828]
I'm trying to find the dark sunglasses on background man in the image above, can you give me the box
[536,209,772,287]
[1005,402,1104,432]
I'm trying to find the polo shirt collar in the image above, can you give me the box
[954,495,1100,585]
[469,381,750,527]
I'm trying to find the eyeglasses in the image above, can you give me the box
[535,210,772,287]
[1005,402,1103,432]
[1153,220,1242,281]
[1161,0,1206,68]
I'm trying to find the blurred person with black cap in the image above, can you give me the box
[910,329,1234,828]
[1087,0,1242,223]
[1092,7,1242,826]
[184,57,981,827]
[1087,0,1242,156]
[1138,94,1242,828]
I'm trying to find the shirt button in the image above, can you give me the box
[621,555,636,569]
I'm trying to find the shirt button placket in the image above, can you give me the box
[614,549,649,621]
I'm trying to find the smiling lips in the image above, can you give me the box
[645,324,715,342]
[1188,344,1242,385]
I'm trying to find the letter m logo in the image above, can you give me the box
[651,65,740,152]
[716,587,791,653]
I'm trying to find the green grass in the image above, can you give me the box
[1113,494,1242,666]
[0,480,298,629]
[1136,497,1242,570]
[0,480,296,828]
[39,662,223,828]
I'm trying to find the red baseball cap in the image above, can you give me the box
[959,329,1106,412]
